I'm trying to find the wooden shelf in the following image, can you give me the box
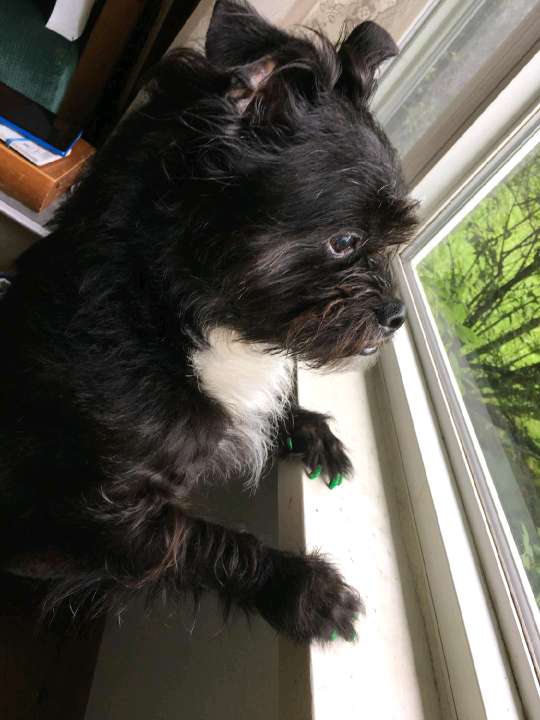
[0,138,94,217]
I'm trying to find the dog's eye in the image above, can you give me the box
[329,232,362,256]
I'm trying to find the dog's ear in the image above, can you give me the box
[206,1,290,113]
[336,21,398,102]
[206,0,288,69]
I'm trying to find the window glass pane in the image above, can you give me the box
[416,144,540,606]
[377,0,538,158]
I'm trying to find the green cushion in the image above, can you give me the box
[0,0,79,113]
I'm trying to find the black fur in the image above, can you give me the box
[0,0,416,642]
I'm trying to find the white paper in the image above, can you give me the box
[46,0,97,42]
[0,124,70,166]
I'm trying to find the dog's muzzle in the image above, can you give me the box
[359,298,406,356]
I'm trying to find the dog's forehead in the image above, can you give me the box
[262,121,402,228]
[287,111,397,183]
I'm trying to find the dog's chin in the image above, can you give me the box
[288,336,384,372]
[297,351,380,375]
[279,297,389,369]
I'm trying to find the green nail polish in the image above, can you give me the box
[348,631,358,643]
[330,630,338,641]
[286,437,293,451]
[328,473,342,489]
[308,465,322,480]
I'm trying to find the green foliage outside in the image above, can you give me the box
[417,145,540,606]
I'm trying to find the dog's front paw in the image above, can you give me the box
[285,409,352,488]
[256,550,362,643]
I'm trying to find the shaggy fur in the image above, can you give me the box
[0,0,416,642]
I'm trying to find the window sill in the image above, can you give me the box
[381,327,526,719]
[277,359,443,719]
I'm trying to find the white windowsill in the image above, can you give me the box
[381,329,525,719]
[277,359,444,719]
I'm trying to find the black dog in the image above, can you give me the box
[0,0,416,642]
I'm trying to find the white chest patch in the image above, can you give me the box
[191,328,293,487]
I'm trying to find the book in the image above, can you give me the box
[0,120,80,166]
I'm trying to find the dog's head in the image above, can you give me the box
[153,0,418,366]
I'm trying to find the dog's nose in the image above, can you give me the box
[376,299,406,332]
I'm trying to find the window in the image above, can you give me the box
[374,1,540,716]
[415,137,540,610]
[374,0,540,182]
[397,109,540,714]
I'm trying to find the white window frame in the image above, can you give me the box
[380,47,540,720]
[373,0,540,186]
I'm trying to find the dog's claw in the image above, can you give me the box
[328,473,342,489]
[308,465,322,480]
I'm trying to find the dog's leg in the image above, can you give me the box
[40,504,361,643]
[279,406,353,486]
